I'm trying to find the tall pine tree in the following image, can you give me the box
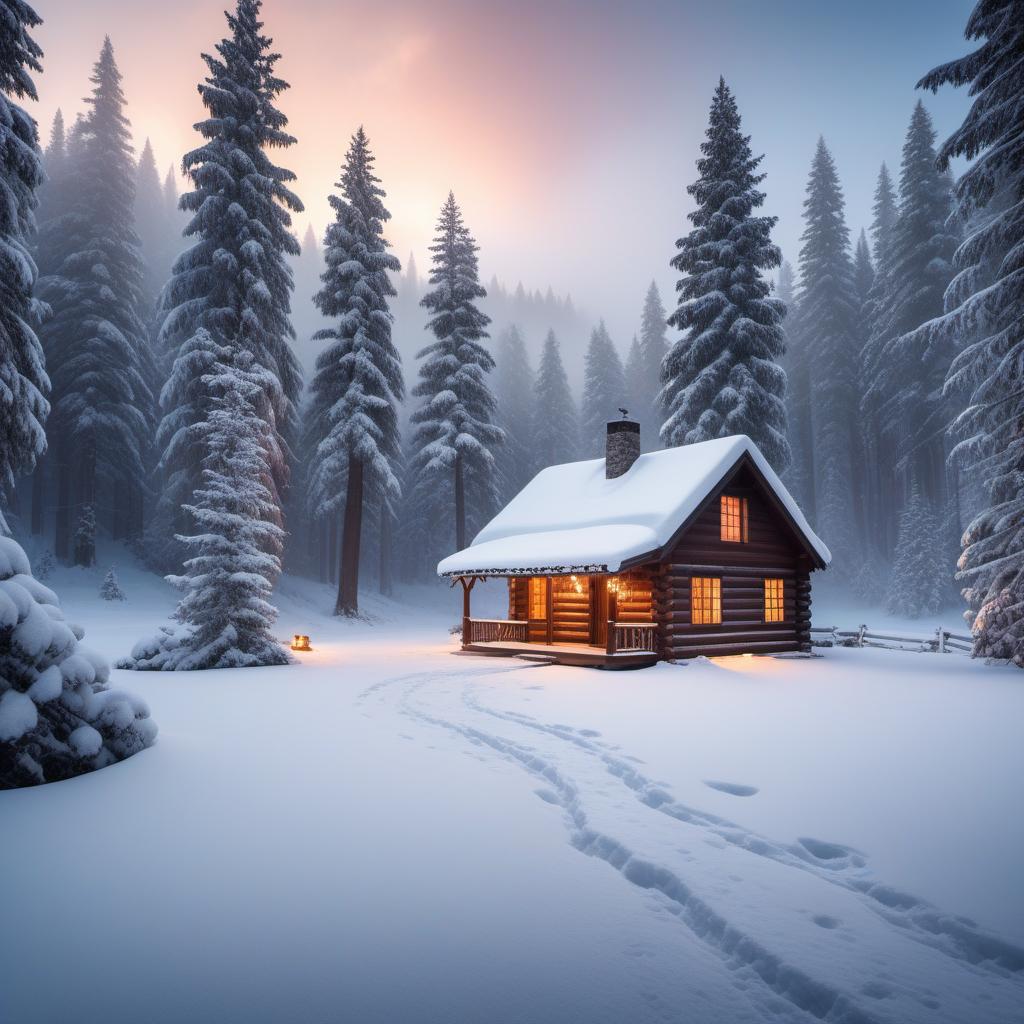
[915,0,1024,664]
[306,127,402,617]
[493,323,535,501]
[636,281,669,448]
[40,38,153,564]
[156,0,302,574]
[580,321,625,457]
[1,1,156,788]
[662,78,789,471]
[411,193,502,552]
[795,138,861,579]
[532,329,579,470]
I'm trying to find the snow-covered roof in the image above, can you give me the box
[437,435,831,576]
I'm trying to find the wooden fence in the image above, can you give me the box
[810,624,973,654]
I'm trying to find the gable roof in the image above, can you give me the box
[437,435,831,577]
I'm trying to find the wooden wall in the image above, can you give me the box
[652,464,813,659]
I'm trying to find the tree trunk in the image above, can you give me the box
[30,458,45,535]
[55,451,71,562]
[336,454,364,616]
[454,453,466,552]
[379,500,393,597]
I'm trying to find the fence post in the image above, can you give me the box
[938,628,946,654]
[857,624,867,647]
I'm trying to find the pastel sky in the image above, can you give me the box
[32,0,974,341]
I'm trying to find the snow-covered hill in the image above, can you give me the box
[2,553,1022,1023]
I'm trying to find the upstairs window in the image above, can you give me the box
[764,578,785,622]
[691,577,721,625]
[720,495,748,543]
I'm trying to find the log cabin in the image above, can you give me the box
[438,418,830,668]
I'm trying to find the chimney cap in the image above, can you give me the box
[607,417,639,435]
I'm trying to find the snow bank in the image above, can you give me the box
[438,434,830,575]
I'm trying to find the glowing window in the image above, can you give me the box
[720,495,748,542]
[528,577,547,620]
[764,578,784,622]
[691,577,721,625]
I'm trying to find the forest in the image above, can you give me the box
[1,0,1022,773]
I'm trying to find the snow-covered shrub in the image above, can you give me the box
[0,536,156,788]
[99,567,125,601]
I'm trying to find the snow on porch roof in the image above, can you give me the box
[437,434,831,577]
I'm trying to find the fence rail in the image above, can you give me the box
[609,621,657,655]
[810,624,973,654]
[466,618,528,643]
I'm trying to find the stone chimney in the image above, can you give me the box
[606,412,640,479]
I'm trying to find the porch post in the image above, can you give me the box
[460,576,475,648]
[606,588,619,655]
[545,576,553,644]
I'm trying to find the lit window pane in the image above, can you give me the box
[691,577,721,625]
[528,577,547,619]
[764,578,784,622]
[720,496,747,542]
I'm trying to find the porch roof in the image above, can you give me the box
[437,435,831,578]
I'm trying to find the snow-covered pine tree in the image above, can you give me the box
[124,336,288,670]
[885,480,946,618]
[134,138,166,323]
[662,78,789,472]
[532,329,579,471]
[863,103,958,504]
[580,321,626,457]
[306,127,402,617]
[39,38,153,563]
[0,3,156,789]
[853,229,874,311]
[0,0,47,537]
[777,258,815,514]
[155,0,302,570]
[794,138,861,578]
[411,192,503,551]
[636,281,669,448]
[859,163,900,567]
[493,324,535,501]
[99,566,125,601]
[912,0,1024,665]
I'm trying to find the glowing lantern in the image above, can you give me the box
[291,634,312,652]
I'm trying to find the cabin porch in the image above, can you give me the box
[453,572,659,670]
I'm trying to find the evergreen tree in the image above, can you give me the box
[779,256,816,517]
[885,482,945,618]
[306,127,402,616]
[864,102,958,502]
[36,38,153,564]
[125,337,288,670]
[795,138,861,578]
[662,79,789,471]
[99,566,126,601]
[134,138,166,320]
[624,333,645,437]
[532,329,579,470]
[636,281,669,447]
[914,0,1024,665]
[859,163,900,568]
[411,192,502,551]
[0,3,155,789]
[853,229,874,310]
[580,320,625,457]
[493,324,535,500]
[0,0,47,535]
[156,0,302,570]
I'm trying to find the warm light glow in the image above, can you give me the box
[764,578,785,622]
[528,577,547,620]
[720,495,748,543]
[691,577,721,625]
[290,634,312,652]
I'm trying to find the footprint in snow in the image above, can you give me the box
[578,728,601,737]
[534,788,561,806]
[703,779,759,797]
[812,914,840,930]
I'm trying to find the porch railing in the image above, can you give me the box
[608,621,657,655]
[466,618,528,644]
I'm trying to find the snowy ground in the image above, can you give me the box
[2,552,1023,1024]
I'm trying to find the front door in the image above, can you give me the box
[527,576,549,642]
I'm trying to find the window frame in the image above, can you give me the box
[720,494,749,543]
[691,576,722,625]
[527,577,547,620]
[763,578,785,623]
